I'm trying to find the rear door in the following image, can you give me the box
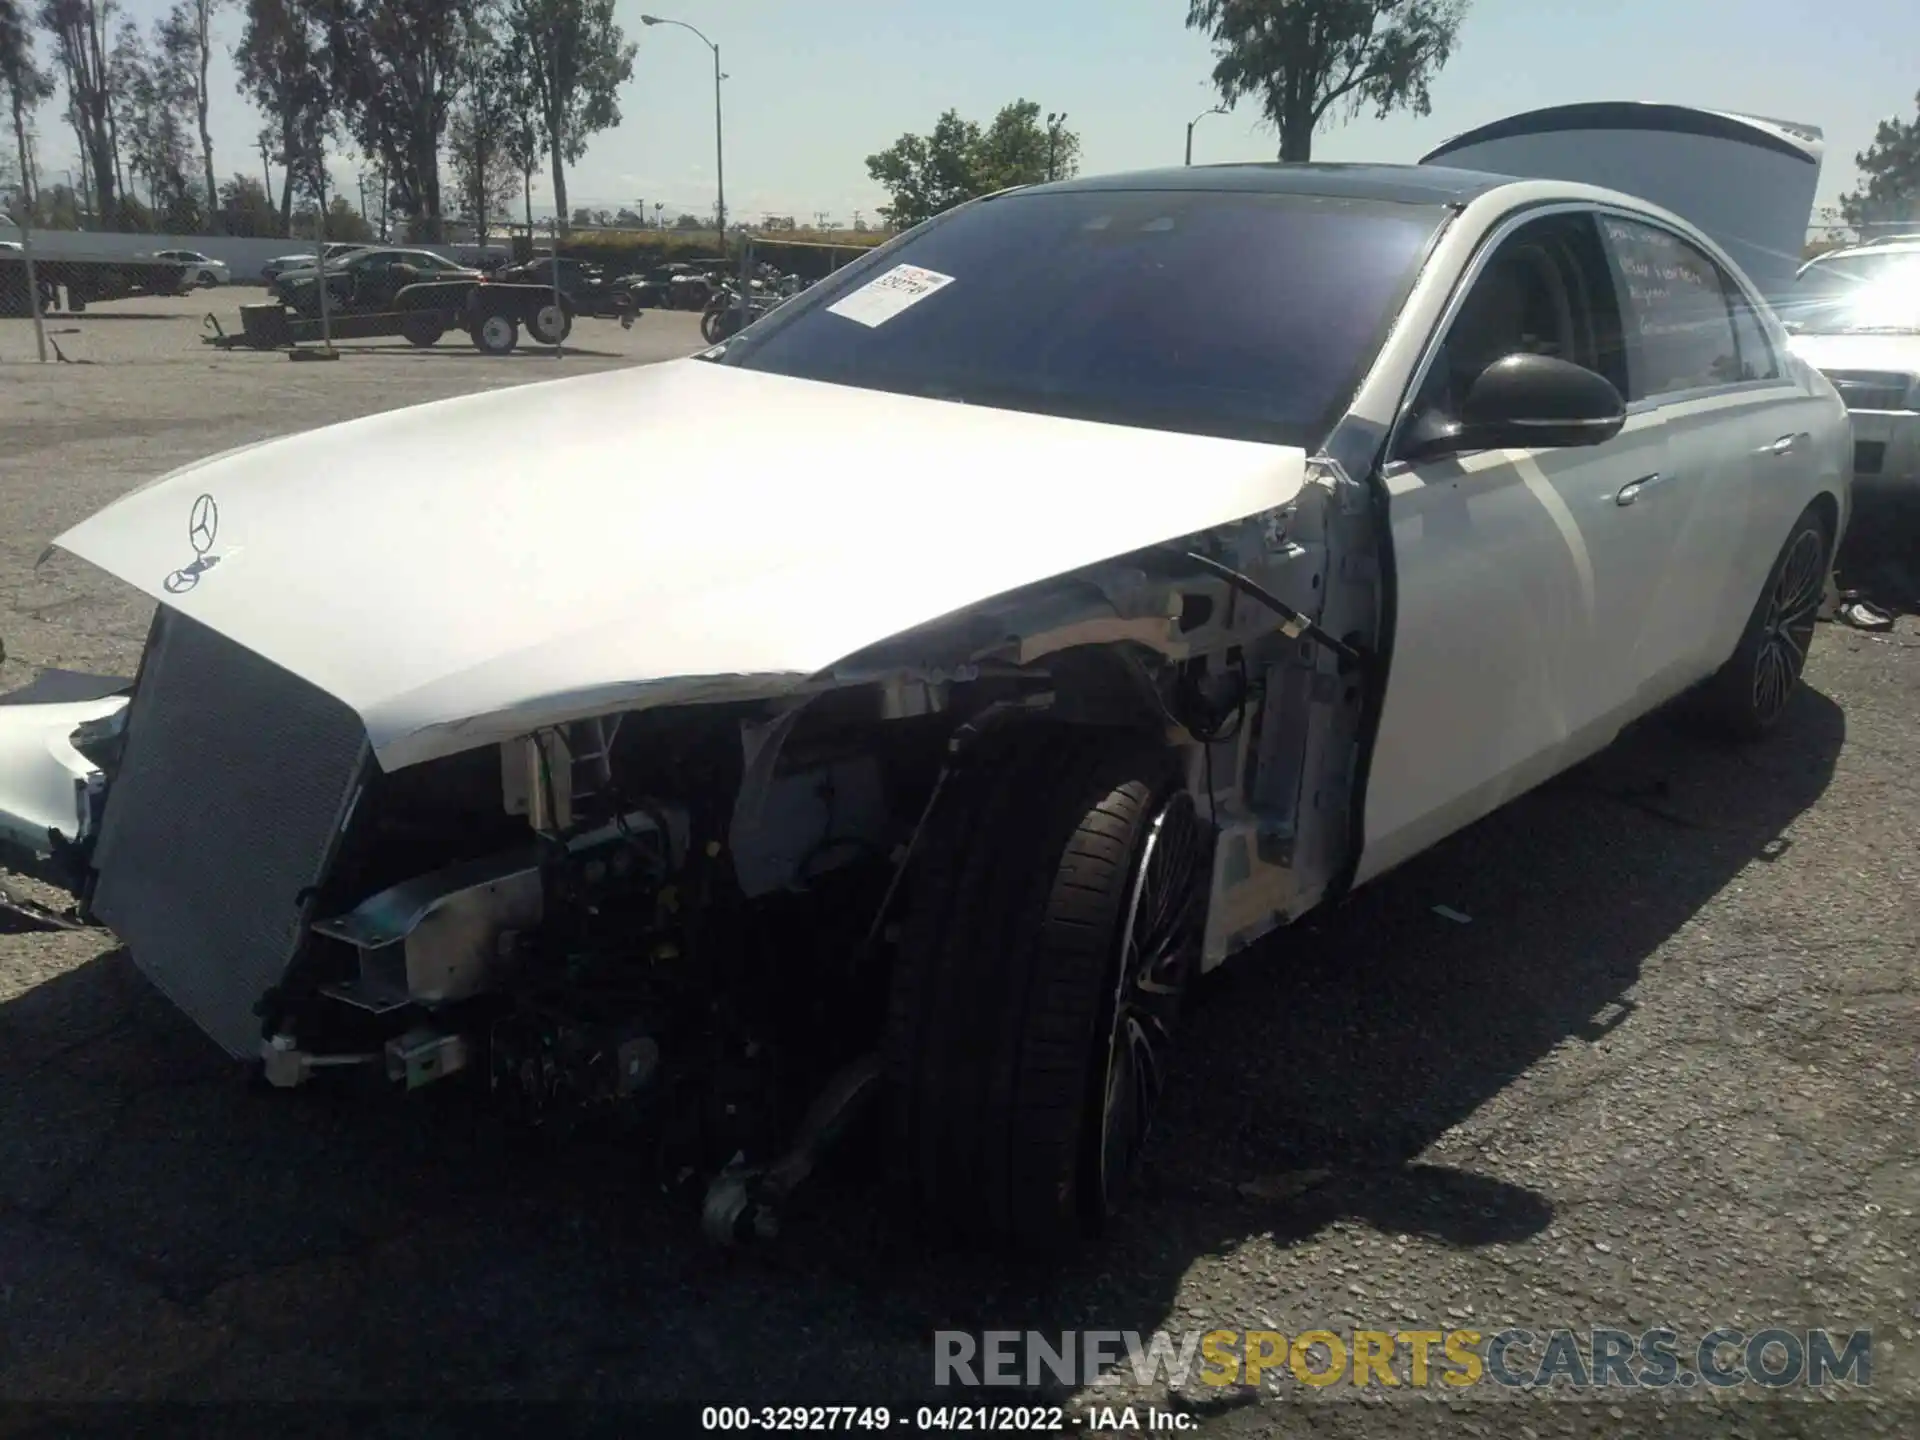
[1357,208,1671,885]
[1593,213,1807,700]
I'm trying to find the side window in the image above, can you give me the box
[1723,278,1781,381]
[1598,217,1741,399]
[1407,211,1624,435]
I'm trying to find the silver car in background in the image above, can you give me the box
[1786,239,1920,507]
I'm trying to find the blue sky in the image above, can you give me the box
[21,0,1919,225]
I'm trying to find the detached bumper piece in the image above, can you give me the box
[89,612,370,1057]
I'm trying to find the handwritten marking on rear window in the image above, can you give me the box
[826,264,957,328]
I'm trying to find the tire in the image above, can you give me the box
[1689,504,1832,742]
[198,269,219,288]
[401,315,446,348]
[472,313,519,355]
[885,726,1210,1251]
[529,301,571,346]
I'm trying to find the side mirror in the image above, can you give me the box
[1405,353,1626,461]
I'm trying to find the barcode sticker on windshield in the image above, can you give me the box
[826,264,955,327]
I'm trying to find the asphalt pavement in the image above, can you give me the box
[0,300,1915,1436]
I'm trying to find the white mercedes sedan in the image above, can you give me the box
[0,159,1850,1252]
[153,249,230,288]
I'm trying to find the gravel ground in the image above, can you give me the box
[0,304,1915,1436]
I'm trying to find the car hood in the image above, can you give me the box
[1787,331,1920,374]
[52,360,1308,771]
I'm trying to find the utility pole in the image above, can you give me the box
[257,133,272,196]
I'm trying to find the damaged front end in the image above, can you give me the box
[3,357,1388,1241]
[4,466,1374,1231]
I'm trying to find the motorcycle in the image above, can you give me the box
[700,280,778,343]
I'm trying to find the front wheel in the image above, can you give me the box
[886,727,1209,1251]
[1689,504,1831,741]
[198,270,220,288]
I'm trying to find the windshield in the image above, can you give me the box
[1786,250,1920,333]
[710,187,1445,447]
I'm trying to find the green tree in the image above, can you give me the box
[972,99,1079,191]
[155,0,221,223]
[318,0,473,242]
[1,0,55,219]
[37,0,117,225]
[866,110,979,229]
[236,0,331,235]
[113,17,198,228]
[446,2,519,247]
[291,192,371,240]
[506,0,635,234]
[1186,0,1468,162]
[503,103,541,234]
[1839,93,1920,232]
[216,171,277,235]
[866,100,1081,229]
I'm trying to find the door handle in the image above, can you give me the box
[1761,432,1808,456]
[1615,473,1661,506]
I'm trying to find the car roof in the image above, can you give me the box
[1015,161,1508,207]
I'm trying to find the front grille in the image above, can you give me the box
[90,612,369,1056]
[1826,370,1913,412]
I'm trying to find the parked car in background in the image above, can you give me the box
[154,250,230,287]
[1785,239,1920,507]
[274,247,481,314]
[261,243,370,285]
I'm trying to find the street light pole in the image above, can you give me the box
[1046,111,1068,183]
[712,40,726,244]
[1186,106,1227,166]
[643,15,726,244]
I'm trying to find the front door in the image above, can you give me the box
[1356,208,1668,886]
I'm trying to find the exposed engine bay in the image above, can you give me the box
[20,460,1381,1243]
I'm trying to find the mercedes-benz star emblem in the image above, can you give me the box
[188,494,218,556]
[164,492,222,594]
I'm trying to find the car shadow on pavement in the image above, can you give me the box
[0,684,1845,1405]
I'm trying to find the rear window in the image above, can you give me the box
[711,188,1445,447]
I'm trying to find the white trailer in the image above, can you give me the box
[1421,101,1824,307]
